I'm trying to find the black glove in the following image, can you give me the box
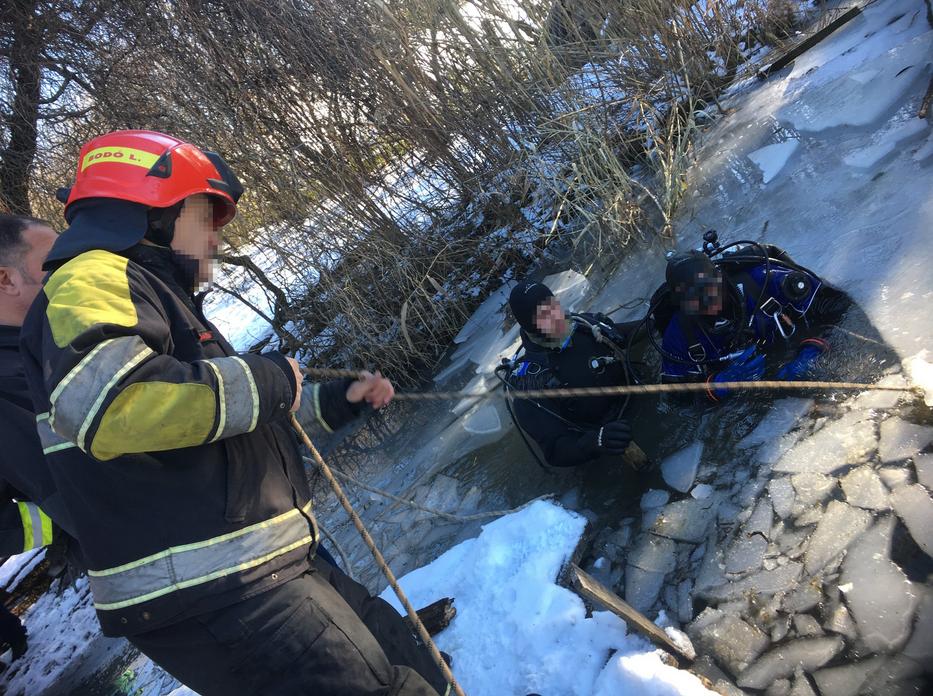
[584,420,632,456]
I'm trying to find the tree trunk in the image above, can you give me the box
[0,0,42,215]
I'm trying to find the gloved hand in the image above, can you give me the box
[776,340,828,381]
[710,345,766,399]
[583,419,632,456]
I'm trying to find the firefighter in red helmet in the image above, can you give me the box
[20,131,446,695]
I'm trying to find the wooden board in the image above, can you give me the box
[570,564,694,664]
[406,597,456,636]
[758,5,864,80]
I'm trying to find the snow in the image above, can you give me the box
[0,549,45,591]
[380,500,713,696]
[748,139,799,183]
[905,350,933,406]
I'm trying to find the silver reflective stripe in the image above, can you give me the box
[49,336,154,451]
[200,356,259,441]
[36,413,77,454]
[21,502,44,550]
[88,504,314,611]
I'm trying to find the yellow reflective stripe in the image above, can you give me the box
[92,536,313,611]
[44,442,77,455]
[44,251,138,348]
[49,339,112,426]
[76,341,154,451]
[312,383,333,434]
[231,357,260,432]
[17,502,35,552]
[89,502,313,577]
[40,508,54,546]
[81,146,158,172]
[203,361,226,443]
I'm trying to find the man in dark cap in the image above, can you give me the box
[652,244,850,400]
[500,281,646,469]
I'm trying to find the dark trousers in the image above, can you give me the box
[130,556,447,696]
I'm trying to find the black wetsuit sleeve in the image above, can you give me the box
[512,397,594,467]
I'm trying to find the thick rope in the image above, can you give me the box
[304,367,915,402]
[291,415,466,696]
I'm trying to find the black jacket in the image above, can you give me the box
[506,314,633,467]
[20,244,359,636]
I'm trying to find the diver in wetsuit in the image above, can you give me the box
[649,232,851,400]
[499,281,647,469]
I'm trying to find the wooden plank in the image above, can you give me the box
[758,5,864,80]
[406,597,457,637]
[919,75,933,119]
[570,564,693,664]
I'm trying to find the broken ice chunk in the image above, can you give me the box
[687,611,770,677]
[700,561,803,603]
[879,418,933,463]
[725,534,768,575]
[889,484,933,558]
[878,466,911,490]
[461,403,502,434]
[841,516,920,652]
[913,452,933,490]
[661,442,704,492]
[769,477,796,519]
[736,636,844,689]
[790,668,818,696]
[840,466,889,510]
[793,614,823,637]
[773,412,876,475]
[628,534,677,574]
[650,497,718,544]
[739,398,813,448]
[640,489,670,510]
[902,589,933,663]
[691,483,714,500]
[803,500,872,575]
[624,565,665,612]
[812,657,886,696]
[791,472,837,506]
[823,603,858,639]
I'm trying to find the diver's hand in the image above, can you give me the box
[776,339,828,381]
[710,346,766,399]
[584,420,632,456]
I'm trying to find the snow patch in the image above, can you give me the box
[748,139,799,183]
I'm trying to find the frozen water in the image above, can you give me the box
[748,140,799,184]
[823,603,858,640]
[453,281,515,344]
[913,453,933,490]
[0,549,45,590]
[736,636,844,689]
[769,477,796,519]
[789,669,818,696]
[889,484,933,558]
[841,516,920,652]
[687,611,770,678]
[625,566,667,613]
[850,374,908,411]
[842,117,929,169]
[878,418,933,463]
[746,497,774,538]
[790,472,837,506]
[661,442,704,493]
[738,398,813,448]
[840,466,890,510]
[462,403,502,435]
[783,583,822,614]
[628,534,677,574]
[651,498,718,544]
[642,489,671,510]
[701,562,803,603]
[878,466,912,490]
[691,484,713,500]
[804,500,872,575]
[541,269,589,312]
[793,614,823,638]
[724,534,768,575]
[773,413,876,475]
[905,351,933,407]
[901,588,933,663]
[813,658,887,696]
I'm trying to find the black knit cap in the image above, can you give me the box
[665,250,720,303]
[509,281,554,336]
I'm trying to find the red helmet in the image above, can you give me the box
[63,130,240,226]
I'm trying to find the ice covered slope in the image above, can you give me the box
[685,0,932,399]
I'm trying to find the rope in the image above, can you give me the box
[307,457,551,522]
[291,415,466,696]
[303,367,915,403]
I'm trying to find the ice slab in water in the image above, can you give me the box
[769,477,797,519]
[462,403,502,435]
[628,534,677,574]
[902,589,933,663]
[791,472,837,506]
[746,497,774,538]
[793,615,823,638]
[661,441,704,493]
[877,466,911,490]
[739,399,812,449]
[783,583,822,614]
[842,117,929,169]
[823,603,858,640]
[849,374,908,411]
[889,484,933,558]
[624,565,665,612]
[651,497,718,543]
[905,350,933,407]
[724,534,768,575]
[687,611,770,678]
[790,668,818,696]
[879,418,933,463]
[778,31,933,132]
[541,269,589,312]
[804,500,872,575]
[840,466,889,510]
[691,484,714,500]
[736,636,844,689]
[453,281,514,344]
[640,489,670,510]
[773,412,876,475]
[748,139,799,184]
[701,561,803,603]
[812,657,886,696]
[913,453,933,490]
[841,516,920,652]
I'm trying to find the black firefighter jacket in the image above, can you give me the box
[19,246,359,636]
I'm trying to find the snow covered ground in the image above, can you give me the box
[2,0,931,694]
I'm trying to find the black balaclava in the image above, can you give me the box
[509,281,556,346]
[665,250,723,316]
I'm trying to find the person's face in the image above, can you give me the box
[534,296,568,338]
[680,271,723,317]
[171,194,221,283]
[0,224,58,325]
